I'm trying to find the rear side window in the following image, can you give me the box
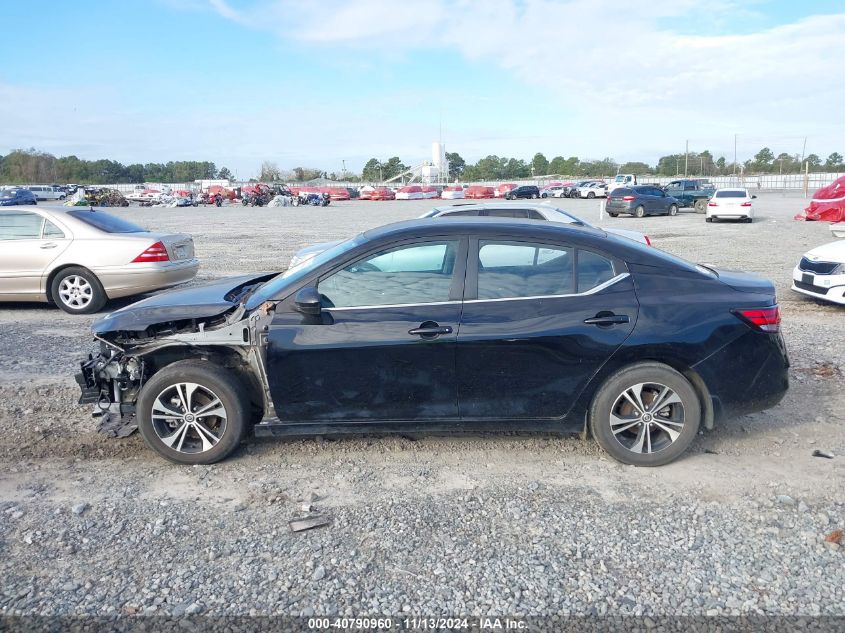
[439,209,478,217]
[477,241,574,299]
[43,220,65,238]
[485,209,528,218]
[0,211,42,240]
[66,210,147,233]
[714,190,747,198]
[578,250,615,292]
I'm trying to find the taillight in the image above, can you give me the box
[622,196,635,201]
[132,241,169,263]
[708,202,718,206]
[644,235,652,246]
[734,306,780,333]
[741,201,752,207]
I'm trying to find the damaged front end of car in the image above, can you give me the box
[76,274,278,437]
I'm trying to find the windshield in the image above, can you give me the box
[0,191,16,198]
[67,209,147,233]
[245,234,367,309]
[614,175,626,183]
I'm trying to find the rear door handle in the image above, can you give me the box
[584,314,630,326]
[40,242,58,249]
[408,324,453,337]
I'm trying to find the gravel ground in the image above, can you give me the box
[1,193,844,622]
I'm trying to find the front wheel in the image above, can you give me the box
[541,193,548,198]
[668,204,678,216]
[589,362,701,466]
[137,361,249,465]
[587,192,595,199]
[634,205,645,218]
[608,213,618,218]
[50,266,107,314]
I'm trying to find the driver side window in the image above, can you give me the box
[319,241,459,308]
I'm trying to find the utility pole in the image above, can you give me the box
[684,140,689,178]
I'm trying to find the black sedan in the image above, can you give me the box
[0,189,38,206]
[606,186,680,217]
[77,218,788,467]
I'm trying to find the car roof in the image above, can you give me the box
[431,201,566,214]
[359,217,692,271]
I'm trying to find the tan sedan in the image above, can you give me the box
[0,206,199,314]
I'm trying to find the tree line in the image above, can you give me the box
[2,146,843,186]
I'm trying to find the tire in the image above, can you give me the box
[587,192,595,199]
[541,193,548,198]
[694,199,707,214]
[531,193,538,199]
[589,362,701,467]
[745,217,753,223]
[634,205,645,218]
[705,217,713,223]
[137,360,249,465]
[608,213,618,218]
[50,266,107,314]
[668,204,678,216]
[59,195,66,200]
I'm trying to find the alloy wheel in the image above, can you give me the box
[609,382,685,454]
[58,275,93,309]
[151,382,228,454]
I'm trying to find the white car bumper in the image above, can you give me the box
[791,265,845,305]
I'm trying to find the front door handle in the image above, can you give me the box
[40,242,58,249]
[584,313,630,326]
[408,322,453,338]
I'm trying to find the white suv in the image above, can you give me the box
[25,185,66,201]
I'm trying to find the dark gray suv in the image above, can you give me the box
[505,185,540,200]
[606,186,680,218]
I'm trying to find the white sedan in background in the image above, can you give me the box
[577,182,608,198]
[540,185,565,198]
[706,188,755,223]
[792,223,845,305]
[440,186,465,200]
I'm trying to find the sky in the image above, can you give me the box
[1,0,844,178]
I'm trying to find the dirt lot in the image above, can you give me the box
[1,193,843,620]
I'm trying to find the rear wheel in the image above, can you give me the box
[694,199,707,214]
[634,205,645,218]
[531,193,539,199]
[589,362,701,466]
[50,266,107,314]
[668,204,678,216]
[608,213,618,217]
[137,361,248,465]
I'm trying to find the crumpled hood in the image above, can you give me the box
[92,273,276,333]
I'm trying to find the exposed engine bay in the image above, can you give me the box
[76,278,277,437]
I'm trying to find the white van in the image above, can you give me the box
[25,185,66,201]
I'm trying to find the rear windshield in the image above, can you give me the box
[714,190,746,198]
[67,209,147,233]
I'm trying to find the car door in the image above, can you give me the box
[0,210,72,298]
[266,238,467,422]
[456,238,638,420]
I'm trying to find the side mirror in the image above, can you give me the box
[294,286,322,315]
[752,195,757,199]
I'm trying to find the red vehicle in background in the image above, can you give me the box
[494,183,517,198]
[206,185,236,200]
[466,185,495,199]
[371,187,396,201]
[322,187,350,201]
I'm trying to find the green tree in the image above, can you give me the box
[619,162,651,174]
[825,152,843,171]
[806,154,822,170]
[217,166,233,181]
[715,157,727,174]
[382,157,408,180]
[530,152,549,176]
[445,152,465,179]
[362,158,381,181]
[548,156,566,174]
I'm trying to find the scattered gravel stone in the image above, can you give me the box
[71,502,88,515]
[312,565,326,581]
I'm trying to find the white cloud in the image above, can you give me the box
[206,0,845,162]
